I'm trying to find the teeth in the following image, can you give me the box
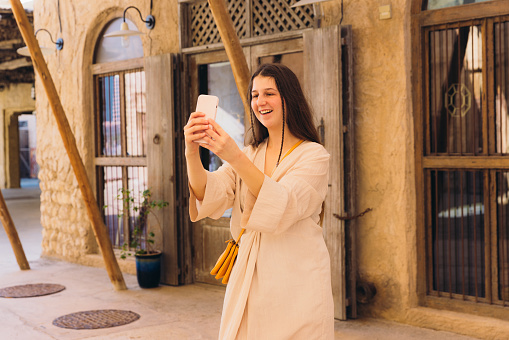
[260,109,272,114]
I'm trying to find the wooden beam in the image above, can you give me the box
[207,0,251,118]
[0,189,30,270]
[417,0,509,26]
[423,156,509,169]
[90,57,144,75]
[9,0,127,291]
[0,58,32,71]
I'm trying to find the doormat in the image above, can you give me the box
[0,283,65,298]
[53,309,140,330]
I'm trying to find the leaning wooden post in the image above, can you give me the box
[9,0,127,290]
[0,189,30,270]
[208,0,251,116]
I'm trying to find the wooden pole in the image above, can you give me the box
[0,189,30,270]
[9,0,127,290]
[207,0,251,117]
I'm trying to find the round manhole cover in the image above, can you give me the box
[0,283,65,298]
[53,309,140,329]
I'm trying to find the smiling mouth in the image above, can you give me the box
[259,109,273,115]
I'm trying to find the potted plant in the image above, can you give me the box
[116,188,169,288]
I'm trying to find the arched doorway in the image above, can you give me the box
[87,15,181,285]
[92,18,146,254]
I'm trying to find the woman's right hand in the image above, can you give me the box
[183,111,210,156]
[184,112,209,200]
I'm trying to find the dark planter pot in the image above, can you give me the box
[135,251,162,288]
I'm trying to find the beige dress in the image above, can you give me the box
[189,140,334,340]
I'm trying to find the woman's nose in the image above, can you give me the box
[257,95,266,105]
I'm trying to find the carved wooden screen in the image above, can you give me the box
[184,0,314,47]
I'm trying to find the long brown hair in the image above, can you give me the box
[246,64,320,154]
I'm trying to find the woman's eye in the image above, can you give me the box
[252,95,258,98]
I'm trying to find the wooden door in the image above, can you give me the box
[188,40,306,285]
[252,29,348,320]
[304,25,347,320]
[186,29,349,320]
[93,54,185,286]
[145,53,180,285]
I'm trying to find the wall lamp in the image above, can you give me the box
[17,28,64,57]
[103,6,155,48]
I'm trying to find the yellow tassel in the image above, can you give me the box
[210,240,234,275]
[215,243,237,279]
[222,246,239,284]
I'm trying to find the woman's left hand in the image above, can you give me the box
[199,119,242,164]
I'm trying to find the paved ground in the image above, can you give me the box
[0,182,479,339]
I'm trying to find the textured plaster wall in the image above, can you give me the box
[0,83,35,188]
[33,0,179,261]
[323,0,415,321]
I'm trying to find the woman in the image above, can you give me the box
[184,64,334,339]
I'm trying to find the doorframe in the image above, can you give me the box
[4,109,34,188]
[182,34,308,287]
[179,27,356,318]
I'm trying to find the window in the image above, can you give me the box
[95,70,147,248]
[414,1,509,312]
[93,19,147,249]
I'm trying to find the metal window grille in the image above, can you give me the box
[95,68,148,249]
[494,23,509,304]
[97,70,146,158]
[429,170,485,299]
[428,25,483,156]
[497,170,509,302]
[495,21,509,155]
[100,166,148,249]
[425,19,509,306]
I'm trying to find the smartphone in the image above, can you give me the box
[194,94,219,144]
